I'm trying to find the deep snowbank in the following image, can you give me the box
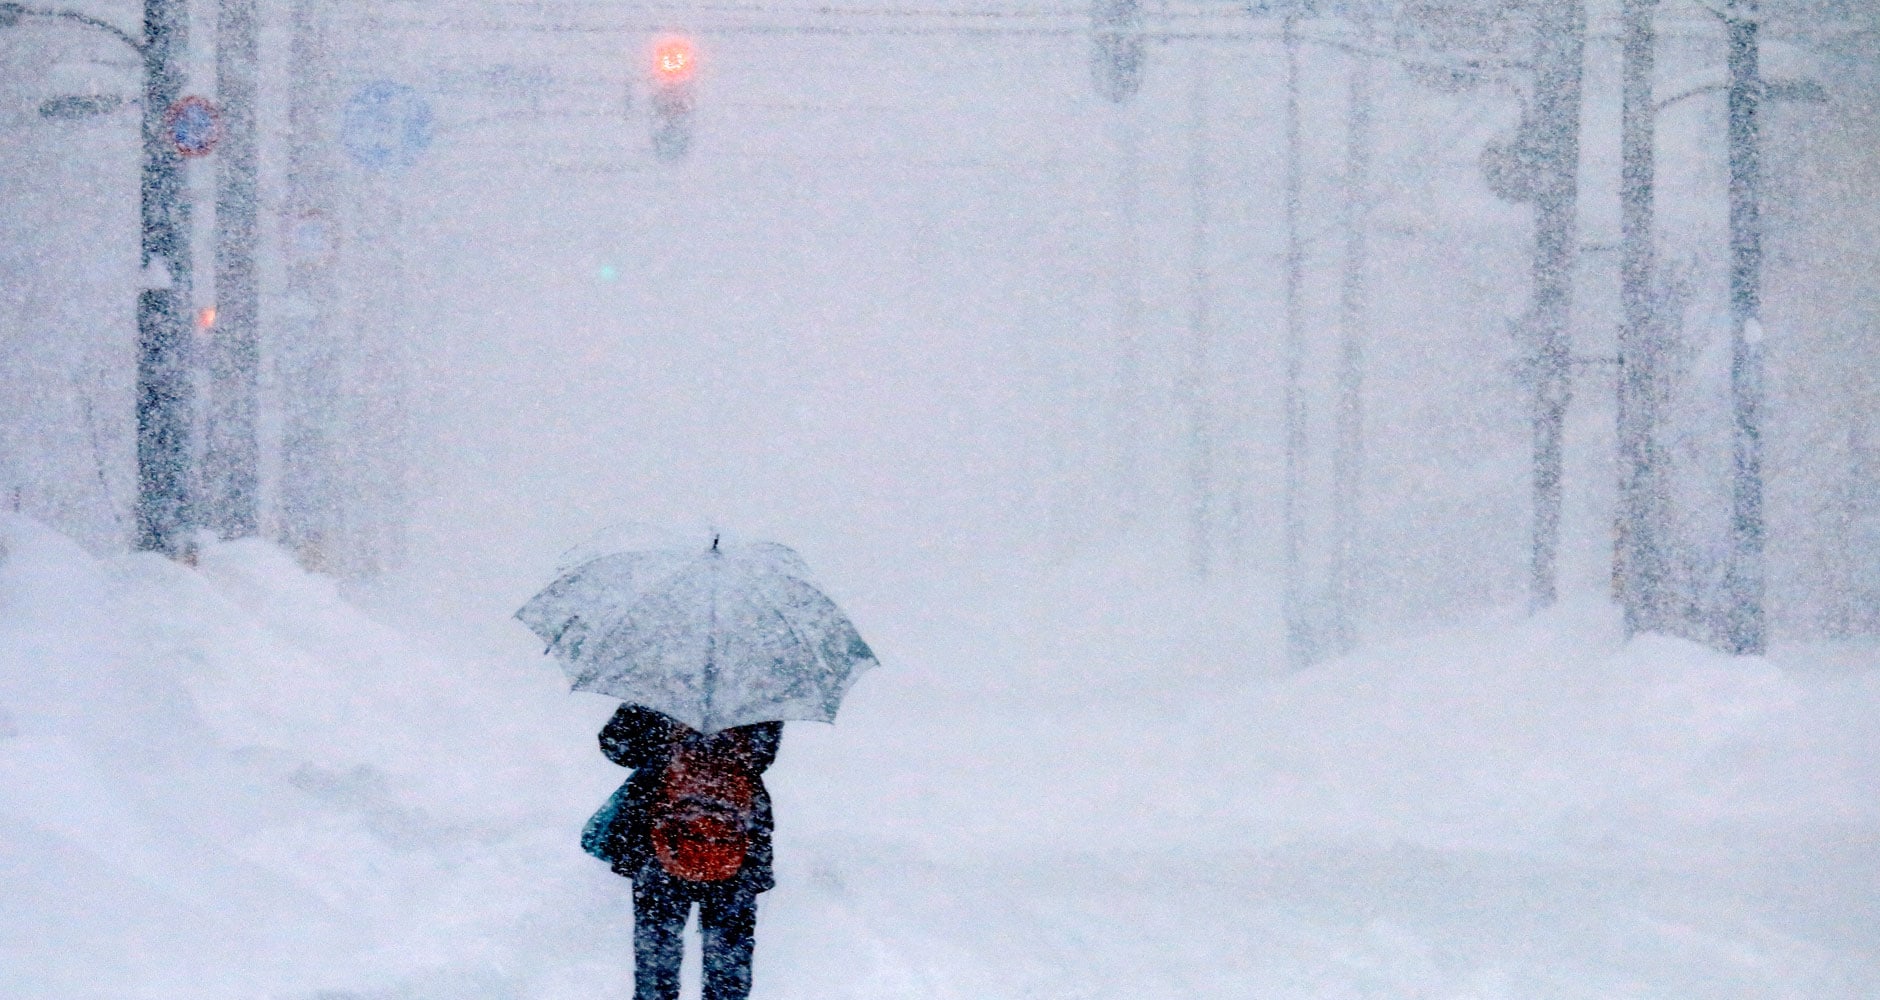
[0,515,619,998]
[2,515,1875,998]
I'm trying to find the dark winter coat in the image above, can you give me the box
[598,703,781,895]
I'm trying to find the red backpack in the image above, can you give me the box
[649,734,755,882]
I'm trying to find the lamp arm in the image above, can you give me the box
[0,3,145,56]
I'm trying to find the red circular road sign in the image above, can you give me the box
[163,96,222,157]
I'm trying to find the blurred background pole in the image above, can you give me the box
[279,0,339,568]
[1329,4,1374,658]
[1524,0,1585,610]
[1723,0,1765,654]
[1184,49,1214,579]
[1108,109,1144,529]
[1281,13,1308,667]
[206,0,260,539]
[1616,0,1667,636]
[135,0,194,556]
[1093,0,1145,531]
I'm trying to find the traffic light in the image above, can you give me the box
[1091,0,1143,103]
[650,35,696,161]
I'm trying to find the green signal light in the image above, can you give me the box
[598,264,620,283]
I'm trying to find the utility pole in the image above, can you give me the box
[1524,0,1586,610]
[1723,0,1765,654]
[206,0,260,538]
[1329,9,1374,657]
[1282,13,1309,667]
[136,0,194,557]
[1617,0,1668,636]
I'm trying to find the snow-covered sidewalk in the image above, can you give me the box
[2,514,1876,999]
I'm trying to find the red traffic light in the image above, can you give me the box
[653,36,696,83]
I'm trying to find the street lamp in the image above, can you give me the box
[0,0,197,558]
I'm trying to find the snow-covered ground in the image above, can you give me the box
[2,512,1877,999]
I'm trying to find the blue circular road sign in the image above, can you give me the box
[164,96,221,157]
[341,81,434,169]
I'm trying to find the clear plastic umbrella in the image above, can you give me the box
[516,530,878,733]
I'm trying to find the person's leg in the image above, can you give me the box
[633,874,691,1000]
[698,888,758,1000]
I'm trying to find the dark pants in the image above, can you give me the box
[632,867,758,1000]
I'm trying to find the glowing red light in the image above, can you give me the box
[653,37,696,82]
[196,306,217,330]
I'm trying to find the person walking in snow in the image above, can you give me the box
[518,534,876,997]
[597,703,782,1000]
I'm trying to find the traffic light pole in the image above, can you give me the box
[136,0,195,557]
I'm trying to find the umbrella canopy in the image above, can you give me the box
[516,533,878,733]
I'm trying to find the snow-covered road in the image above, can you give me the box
[3,515,1876,999]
